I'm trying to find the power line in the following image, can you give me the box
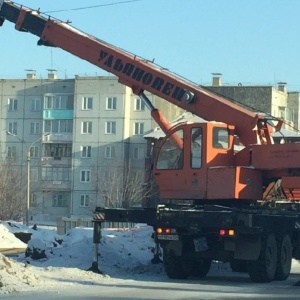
[44,0,142,14]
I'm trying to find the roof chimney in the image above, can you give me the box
[47,69,57,79]
[25,69,36,79]
[277,82,287,93]
[212,73,222,86]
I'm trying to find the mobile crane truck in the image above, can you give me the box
[1,0,300,283]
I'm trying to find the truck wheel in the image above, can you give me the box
[163,250,188,279]
[274,234,292,281]
[190,258,211,278]
[230,260,248,273]
[248,232,277,283]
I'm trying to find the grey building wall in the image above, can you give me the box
[287,92,300,130]
[205,85,292,130]
[0,75,184,222]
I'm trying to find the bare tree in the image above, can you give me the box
[0,159,26,221]
[95,162,157,208]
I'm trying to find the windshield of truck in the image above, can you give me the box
[156,129,183,170]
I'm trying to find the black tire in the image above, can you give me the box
[190,258,211,278]
[230,260,248,273]
[274,234,292,281]
[248,232,278,283]
[163,250,188,279]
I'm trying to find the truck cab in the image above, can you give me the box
[153,122,236,202]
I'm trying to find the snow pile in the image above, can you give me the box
[0,253,41,294]
[0,224,27,249]
[0,222,162,294]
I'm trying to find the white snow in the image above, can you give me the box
[0,222,165,295]
[1,221,300,296]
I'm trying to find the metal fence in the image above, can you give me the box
[56,217,136,235]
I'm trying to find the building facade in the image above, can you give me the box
[0,74,183,222]
[206,75,299,131]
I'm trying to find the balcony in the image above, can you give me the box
[40,180,71,191]
[43,133,73,143]
[41,156,72,166]
[43,109,73,119]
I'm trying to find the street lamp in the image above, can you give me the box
[6,131,49,226]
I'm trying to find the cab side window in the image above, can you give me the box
[213,127,229,149]
[191,128,202,169]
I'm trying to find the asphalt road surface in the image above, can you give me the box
[2,271,300,300]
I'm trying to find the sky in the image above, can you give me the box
[1,0,300,91]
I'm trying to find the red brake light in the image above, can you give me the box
[219,229,226,236]
[165,228,171,234]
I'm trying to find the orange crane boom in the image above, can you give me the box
[0,0,280,146]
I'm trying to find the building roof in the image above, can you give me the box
[144,112,206,140]
[272,129,300,138]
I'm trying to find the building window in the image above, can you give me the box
[30,192,37,205]
[80,170,91,182]
[42,167,71,181]
[133,147,144,160]
[105,146,115,158]
[44,120,73,133]
[31,99,41,111]
[106,97,117,110]
[134,98,145,111]
[82,97,93,110]
[44,94,73,109]
[105,121,116,134]
[30,122,40,134]
[134,122,144,135]
[81,121,92,134]
[80,194,89,207]
[42,143,72,158]
[8,98,18,111]
[8,122,17,135]
[52,193,67,207]
[30,146,39,158]
[81,146,91,158]
[7,146,16,158]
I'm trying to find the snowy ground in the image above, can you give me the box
[1,221,300,297]
[0,221,166,295]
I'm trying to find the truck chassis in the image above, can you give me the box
[92,202,300,283]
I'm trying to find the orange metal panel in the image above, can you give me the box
[281,176,300,189]
[14,7,28,31]
[207,167,262,200]
[251,143,300,169]
[281,176,300,201]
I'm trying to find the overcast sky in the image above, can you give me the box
[1,0,300,91]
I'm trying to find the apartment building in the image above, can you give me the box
[205,75,299,131]
[0,73,183,222]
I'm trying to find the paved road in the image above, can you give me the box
[2,271,300,300]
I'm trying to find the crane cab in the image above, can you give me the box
[153,122,262,203]
[153,122,234,201]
